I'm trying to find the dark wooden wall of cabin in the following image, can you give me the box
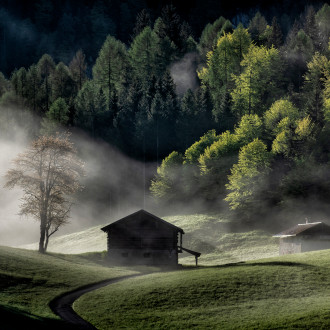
[107,228,178,250]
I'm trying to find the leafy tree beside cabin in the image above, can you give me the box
[4,134,84,253]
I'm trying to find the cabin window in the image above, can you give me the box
[143,252,151,258]
[122,252,128,257]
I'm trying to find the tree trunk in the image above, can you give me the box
[45,234,50,252]
[39,215,46,253]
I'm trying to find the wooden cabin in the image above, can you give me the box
[273,221,330,255]
[101,210,201,266]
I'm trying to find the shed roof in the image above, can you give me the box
[273,222,330,238]
[101,209,184,234]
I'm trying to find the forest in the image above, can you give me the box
[1,0,330,225]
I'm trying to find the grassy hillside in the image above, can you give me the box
[0,246,138,329]
[20,213,279,265]
[21,224,107,253]
[75,249,330,329]
[164,214,278,265]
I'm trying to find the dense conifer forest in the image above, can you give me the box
[1,0,330,224]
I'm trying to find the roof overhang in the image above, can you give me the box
[101,209,185,234]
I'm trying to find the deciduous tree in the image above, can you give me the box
[150,151,183,203]
[225,139,272,212]
[4,134,84,253]
[231,45,283,118]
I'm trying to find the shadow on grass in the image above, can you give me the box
[182,260,315,270]
[0,304,81,330]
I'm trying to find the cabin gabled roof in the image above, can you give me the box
[273,222,330,238]
[101,209,184,234]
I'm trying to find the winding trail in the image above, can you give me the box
[49,274,142,330]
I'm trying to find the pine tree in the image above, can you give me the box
[131,9,152,40]
[129,27,159,86]
[37,54,55,113]
[93,35,129,113]
[69,49,87,92]
[304,6,320,51]
[11,67,28,98]
[50,62,74,105]
[198,17,230,60]
[26,64,42,113]
[74,81,106,137]
[248,12,268,46]
[267,17,283,48]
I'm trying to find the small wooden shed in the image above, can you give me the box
[101,209,200,266]
[273,221,330,255]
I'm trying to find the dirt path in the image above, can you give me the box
[49,274,141,330]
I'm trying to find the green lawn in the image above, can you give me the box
[0,246,138,329]
[75,249,330,329]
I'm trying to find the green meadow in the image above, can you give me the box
[0,246,138,329]
[75,250,330,329]
[4,213,330,329]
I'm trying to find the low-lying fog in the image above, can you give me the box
[0,109,158,246]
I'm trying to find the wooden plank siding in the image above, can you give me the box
[101,210,184,266]
[275,222,330,256]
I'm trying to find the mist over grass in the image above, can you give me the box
[20,213,278,267]
[0,105,227,248]
[0,107,160,247]
[0,109,38,246]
